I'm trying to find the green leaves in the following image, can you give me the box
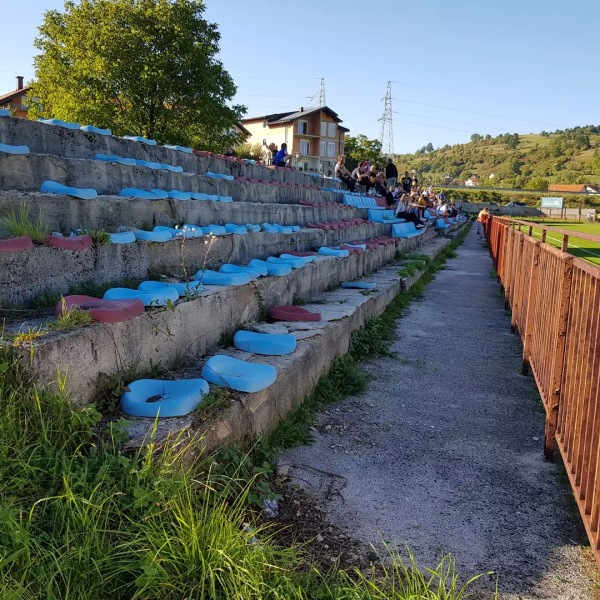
[31,0,245,149]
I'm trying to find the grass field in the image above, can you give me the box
[522,221,600,265]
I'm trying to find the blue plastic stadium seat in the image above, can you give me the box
[267,256,306,269]
[164,144,193,154]
[249,258,292,277]
[0,109,10,117]
[119,188,168,200]
[279,253,316,263]
[340,281,377,290]
[225,223,248,235]
[138,280,203,297]
[104,285,179,307]
[121,378,209,417]
[234,330,296,356]
[96,153,137,166]
[0,143,29,155]
[246,223,261,233]
[124,135,157,145]
[392,223,425,238]
[135,159,162,170]
[161,164,184,173]
[109,231,136,244]
[191,192,210,201]
[133,229,173,242]
[318,247,350,257]
[200,225,227,235]
[38,118,80,130]
[40,180,97,200]
[194,269,251,286]
[219,264,263,279]
[201,355,277,393]
[81,125,112,135]
[167,190,191,201]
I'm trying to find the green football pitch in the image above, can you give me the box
[522,221,600,265]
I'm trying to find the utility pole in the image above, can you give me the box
[379,81,394,158]
[306,78,326,109]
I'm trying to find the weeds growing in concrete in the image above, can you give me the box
[1,202,49,244]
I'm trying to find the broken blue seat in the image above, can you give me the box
[38,118,80,130]
[81,125,112,135]
[201,355,277,393]
[124,135,157,145]
[109,231,136,244]
[164,144,193,154]
[436,219,451,230]
[341,281,377,290]
[96,154,137,166]
[0,143,29,155]
[121,378,209,418]
[267,256,305,269]
[249,258,292,277]
[194,269,251,286]
[219,264,263,279]
[119,188,168,199]
[367,209,405,224]
[133,229,173,242]
[234,330,296,356]
[138,280,203,297]
[40,180,97,200]
[225,224,248,235]
[104,285,179,307]
[318,247,350,257]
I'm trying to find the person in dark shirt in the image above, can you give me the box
[402,171,412,194]
[385,158,398,188]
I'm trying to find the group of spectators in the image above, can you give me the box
[334,155,462,229]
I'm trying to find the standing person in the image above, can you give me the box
[385,158,398,189]
[274,143,291,166]
[402,171,412,194]
[476,207,489,239]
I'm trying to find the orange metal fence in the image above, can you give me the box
[486,216,600,565]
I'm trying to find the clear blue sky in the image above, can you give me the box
[1,0,598,154]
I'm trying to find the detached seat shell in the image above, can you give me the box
[56,295,144,323]
[0,236,34,253]
[121,378,209,418]
[202,355,277,393]
[234,330,296,355]
[46,235,93,251]
[269,305,321,322]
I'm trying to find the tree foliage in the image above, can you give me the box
[342,134,385,170]
[29,0,245,150]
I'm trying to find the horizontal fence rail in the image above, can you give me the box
[486,216,600,568]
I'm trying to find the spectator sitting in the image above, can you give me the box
[395,193,426,229]
[274,143,292,167]
[267,143,278,165]
[335,156,356,191]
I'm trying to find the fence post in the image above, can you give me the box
[544,256,574,461]
[510,235,525,335]
[521,241,541,376]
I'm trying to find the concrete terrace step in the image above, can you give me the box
[0,116,330,188]
[0,191,365,234]
[10,233,438,406]
[0,153,342,204]
[123,237,452,454]
[1,222,411,306]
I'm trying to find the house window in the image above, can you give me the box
[328,123,336,137]
[327,142,335,157]
[300,140,310,155]
[298,120,308,134]
[303,162,309,172]
[321,121,327,137]
[320,141,326,156]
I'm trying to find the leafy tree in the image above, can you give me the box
[343,134,384,170]
[470,133,482,142]
[29,0,245,149]
[524,177,547,191]
[506,133,520,150]
[425,142,434,153]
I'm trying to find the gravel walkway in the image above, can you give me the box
[280,229,600,599]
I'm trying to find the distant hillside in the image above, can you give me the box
[395,126,600,190]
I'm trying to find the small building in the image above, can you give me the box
[548,184,600,194]
[241,106,348,172]
[0,76,31,118]
[465,175,481,187]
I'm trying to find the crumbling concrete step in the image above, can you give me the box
[124,236,451,454]
[0,116,326,187]
[14,235,434,406]
[0,153,341,204]
[1,222,405,306]
[0,191,363,234]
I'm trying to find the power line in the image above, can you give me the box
[393,110,509,131]
[392,97,558,127]
[379,81,394,156]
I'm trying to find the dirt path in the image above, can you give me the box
[279,230,600,599]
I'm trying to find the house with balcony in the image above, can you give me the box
[0,76,31,118]
[240,106,349,173]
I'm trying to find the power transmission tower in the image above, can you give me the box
[306,78,326,109]
[379,81,394,157]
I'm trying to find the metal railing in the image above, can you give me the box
[486,216,600,566]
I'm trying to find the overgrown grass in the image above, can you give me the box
[0,223,492,598]
[0,345,491,598]
[1,203,49,244]
[78,227,111,246]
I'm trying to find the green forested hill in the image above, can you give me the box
[395,126,600,190]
